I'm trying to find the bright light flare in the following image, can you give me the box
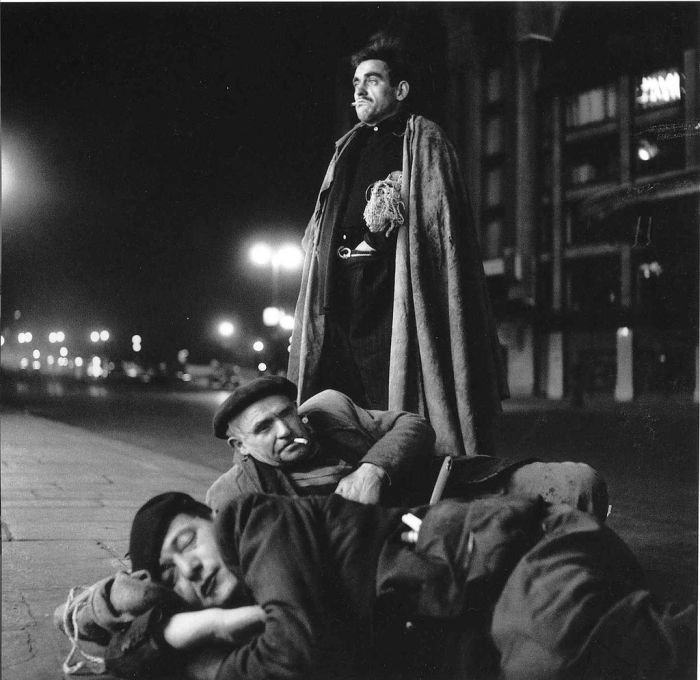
[279,314,295,331]
[218,321,235,338]
[32,349,41,359]
[249,243,273,267]
[263,307,281,327]
[99,330,110,342]
[257,362,267,372]
[90,331,100,342]
[253,340,265,352]
[59,347,68,357]
[273,244,304,271]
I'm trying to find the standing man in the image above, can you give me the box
[288,32,508,458]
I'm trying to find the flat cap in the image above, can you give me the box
[213,376,297,439]
[129,492,212,580]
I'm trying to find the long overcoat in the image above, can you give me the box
[288,115,508,457]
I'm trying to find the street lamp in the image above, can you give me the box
[218,320,235,338]
[249,241,303,305]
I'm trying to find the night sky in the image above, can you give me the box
[1,2,413,363]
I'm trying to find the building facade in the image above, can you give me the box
[436,2,699,401]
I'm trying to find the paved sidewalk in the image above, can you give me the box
[1,411,219,680]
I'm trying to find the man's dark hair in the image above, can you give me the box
[351,31,412,86]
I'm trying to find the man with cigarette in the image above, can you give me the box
[207,376,611,521]
[288,31,508,459]
[205,375,436,512]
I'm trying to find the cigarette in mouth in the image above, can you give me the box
[293,437,308,445]
[350,102,357,107]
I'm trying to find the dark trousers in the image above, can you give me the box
[318,255,394,410]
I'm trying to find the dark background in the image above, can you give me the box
[1,3,444,363]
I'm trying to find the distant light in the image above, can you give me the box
[253,340,265,352]
[90,331,100,342]
[257,362,267,372]
[49,331,65,343]
[57,357,68,367]
[218,321,235,338]
[636,139,659,162]
[47,355,55,365]
[75,357,84,367]
[18,331,32,344]
[32,360,41,370]
[274,244,304,271]
[49,332,56,343]
[99,330,110,342]
[132,343,142,353]
[262,307,281,327]
[636,70,681,109]
[59,346,68,357]
[32,349,41,359]
[0,335,4,346]
[249,243,273,267]
[279,314,295,331]
[617,327,631,338]
[132,335,142,344]
[20,357,29,369]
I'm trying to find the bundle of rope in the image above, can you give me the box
[363,171,404,237]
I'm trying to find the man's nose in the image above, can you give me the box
[174,553,201,581]
[274,417,292,438]
[355,81,366,96]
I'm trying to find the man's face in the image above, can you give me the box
[159,513,241,608]
[353,59,406,126]
[228,394,309,467]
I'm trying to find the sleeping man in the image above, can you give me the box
[83,490,694,680]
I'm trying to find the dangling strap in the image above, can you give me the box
[61,586,106,676]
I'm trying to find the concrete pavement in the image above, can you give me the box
[1,410,219,680]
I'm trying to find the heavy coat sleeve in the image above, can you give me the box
[302,389,435,483]
[212,496,330,680]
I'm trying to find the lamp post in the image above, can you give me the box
[249,242,303,306]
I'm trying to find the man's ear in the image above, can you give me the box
[226,434,244,452]
[395,80,410,102]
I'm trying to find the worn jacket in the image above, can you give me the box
[211,493,546,680]
[205,389,436,512]
[288,115,508,458]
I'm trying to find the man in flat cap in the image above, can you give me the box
[207,376,436,512]
[207,377,610,523]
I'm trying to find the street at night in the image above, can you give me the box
[2,2,698,679]
[2,375,696,608]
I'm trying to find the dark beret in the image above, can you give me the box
[129,492,212,580]
[212,376,297,439]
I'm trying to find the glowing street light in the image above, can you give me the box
[253,340,265,352]
[18,331,32,344]
[99,330,110,342]
[90,331,100,342]
[249,241,303,304]
[59,347,68,357]
[218,320,235,338]
[49,331,65,343]
[257,362,267,372]
[279,314,295,331]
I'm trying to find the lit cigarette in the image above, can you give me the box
[401,512,422,533]
[350,102,358,107]
[293,437,308,445]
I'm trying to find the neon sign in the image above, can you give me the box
[636,70,682,109]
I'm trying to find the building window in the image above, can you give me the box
[484,219,502,259]
[486,67,503,104]
[485,116,504,155]
[634,68,683,111]
[565,84,617,127]
[485,168,502,207]
[565,134,619,186]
